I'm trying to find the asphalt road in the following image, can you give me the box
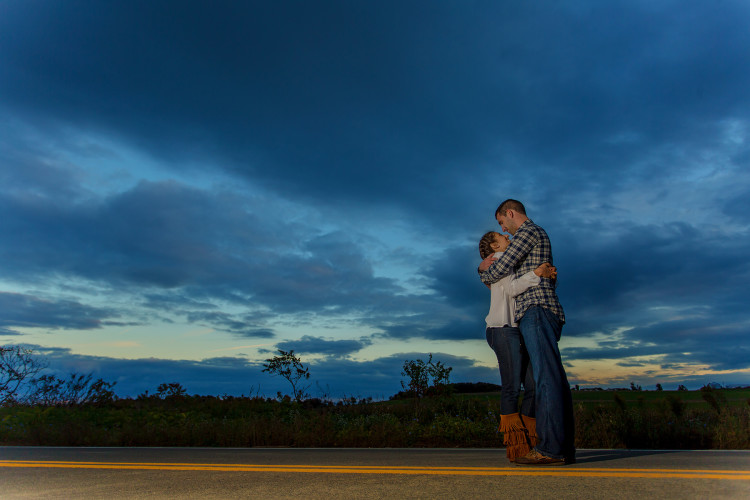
[1,447,749,499]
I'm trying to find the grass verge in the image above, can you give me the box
[1,389,748,448]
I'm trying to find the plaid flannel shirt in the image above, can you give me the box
[479,219,565,324]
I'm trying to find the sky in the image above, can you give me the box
[1,0,749,399]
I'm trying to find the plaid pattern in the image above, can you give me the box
[480,219,565,324]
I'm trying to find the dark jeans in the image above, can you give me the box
[518,306,576,460]
[485,326,535,417]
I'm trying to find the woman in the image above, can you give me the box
[479,231,556,461]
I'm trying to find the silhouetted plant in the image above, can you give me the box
[401,358,430,399]
[156,382,187,399]
[29,374,64,406]
[400,354,454,399]
[262,349,310,402]
[29,373,116,406]
[427,356,453,396]
[0,346,46,405]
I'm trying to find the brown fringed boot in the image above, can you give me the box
[521,414,538,448]
[499,413,530,462]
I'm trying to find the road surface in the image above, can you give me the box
[1,447,748,499]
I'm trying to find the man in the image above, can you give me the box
[478,199,575,465]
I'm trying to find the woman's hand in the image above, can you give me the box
[534,262,557,279]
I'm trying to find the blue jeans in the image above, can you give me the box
[486,326,535,417]
[518,306,576,460]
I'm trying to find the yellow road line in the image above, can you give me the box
[3,460,749,474]
[1,460,748,480]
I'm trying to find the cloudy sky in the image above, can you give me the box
[1,0,749,399]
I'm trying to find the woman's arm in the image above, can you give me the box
[508,263,556,297]
[479,226,538,284]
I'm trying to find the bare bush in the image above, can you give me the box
[1,346,46,405]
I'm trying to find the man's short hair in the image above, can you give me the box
[495,199,526,217]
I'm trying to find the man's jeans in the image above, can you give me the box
[486,326,535,417]
[519,306,576,460]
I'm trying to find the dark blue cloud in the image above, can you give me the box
[0,176,426,337]
[2,1,746,226]
[723,190,750,224]
[185,311,276,339]
[263,335,373,358]
[0,292,120,331]
[35,345,270,398]
[24,345,491,399]
[0,1,748,392]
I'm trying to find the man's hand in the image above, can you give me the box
[478,254,497,272]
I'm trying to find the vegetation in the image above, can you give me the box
[262,349,311,402]
[1,385,747,449]
[1,346,748,449]
[1,346,116,407]
[572,386,750,449]
[1,346,45,405]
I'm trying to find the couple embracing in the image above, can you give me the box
[478,199,575,466]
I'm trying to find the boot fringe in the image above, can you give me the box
[499,413,531,459]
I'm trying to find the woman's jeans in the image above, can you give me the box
[486,326,535,417]
[518,305,576,460]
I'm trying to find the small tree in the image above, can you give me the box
[401,353,453,398]
[401,357,430,398]
[1,346,46,405]
[677,384,688,391]
[427,355,452,396]
[656,383,663,391]
[262,349,310,402]
[156,382,187,399]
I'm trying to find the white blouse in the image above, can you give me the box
[485,251,541,328]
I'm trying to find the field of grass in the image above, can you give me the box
[572,388,750,407]
[455,387,750,408]
[1,387,748,449]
